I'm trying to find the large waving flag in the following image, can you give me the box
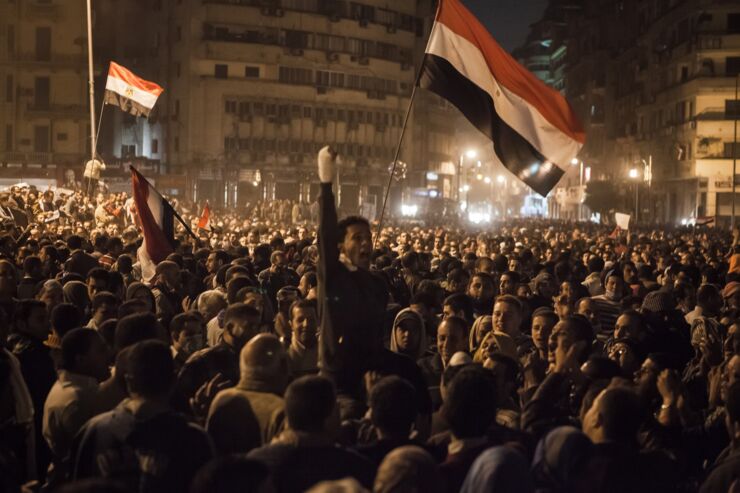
[419,0,585,196]
[131,167,174,282]
[105,62,164,118]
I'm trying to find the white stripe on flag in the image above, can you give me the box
[105,75,160,110]
[426,22,582,167]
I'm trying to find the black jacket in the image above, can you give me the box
[317,183,388,396]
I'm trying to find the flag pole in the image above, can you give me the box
[373,3,441,248]
[85,0,96,164]
[93,101,107,155]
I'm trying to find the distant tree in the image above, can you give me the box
[584,180,621,219]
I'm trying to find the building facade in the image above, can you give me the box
[0,0,90,185]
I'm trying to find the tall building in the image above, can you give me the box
[0,0,90,185]
[107,0,462,213]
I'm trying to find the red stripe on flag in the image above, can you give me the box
[108,61,164,97]
[433,0,585,144]
[131,168,173,264]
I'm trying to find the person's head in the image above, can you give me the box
[206,250,229,274]
[492,295,523,337]
[105,237,124,258]
[197,290,227,322]
[284,375,336,433]
[634,352,677,401]
[223,303,261,350]
[51,303,82,338]
[445,268,469,294]
[374,446,441,493]
[289,299,318,349]
[37,280,64,312]
[90,291,118,324]
[467,273,495,303]
[460,446,533,493]
[155,261,181,291]
[575,297,600,329]
[126,282,155,312]
[531,307,558,353]
[534,272,558,299]
[14,299,49,341]
[337,216,372,270]
[298,272,317,298]
[614,310,644,341]
[443,293,474,323]
[442,365,498,439]
[86,267,109,299]
[582,387,643,445]
[276,286,300,315]
[125,340,175,401]
[0,260,18,298]
[239,334,289,391]
[603,272,624,301]
[483,352,521,403]
[115,312,167,352]
[697,283,723,315]
[369,376,417,439]
[437,316,468,366]
[22,255,42,278]
[190,456,272,493]
[170,312,205,357]
[60,328,110,382]
[548,315,593,367]
[587,256,604,274]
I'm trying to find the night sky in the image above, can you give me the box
[462,0,549,52]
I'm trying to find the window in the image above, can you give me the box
[151,139,159,154]
[174,137,179,152]
[56,132,67,141]
[224,100,237,113]
[238,101,250,116]
[34,125,49,152]
[121,145,136,157]
[35,27,51,61]
[278,66,312,85]
[727,57,740,77]
[680,66,688,82]
[175,25,182,42]
[727,99,740,119]
[725,143,740,158]
[34,77,50,109]
[729,13,740,33]
[303,106,312,118]
[4,125,11,152]
[215,64,228,79]
[5,75,12,102]
[7,25,14,55]
[175,62,181,78]
[245,66,259,78]
[174,99,180,117]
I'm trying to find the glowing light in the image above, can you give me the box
[476,174,483,180]
[401,204,418,217]
[629,168,639,179]
[462,184,471,192]
[465,149,478,159]
[484,176,491,184]
[497,175,505,184]
[570,158,579,165]
[429,189,439,198]
[426,171,438,181]
[468,212,491,224]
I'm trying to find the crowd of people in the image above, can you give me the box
[1,146,740,492]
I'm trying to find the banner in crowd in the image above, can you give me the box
[615,212,631,230]
[105,62,164,118]
[419,0,584,197]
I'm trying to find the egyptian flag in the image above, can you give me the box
[197,202,211,232]
[131,167,174,282]
[105,62,164,118]
[420,0,585,196]
[696,216,715,227]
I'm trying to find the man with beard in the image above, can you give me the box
[590,271,624,333]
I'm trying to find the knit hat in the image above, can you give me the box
[640,289,675,313]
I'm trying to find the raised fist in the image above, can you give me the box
[318,145,337,183]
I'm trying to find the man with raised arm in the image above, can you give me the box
[316,146,388,416]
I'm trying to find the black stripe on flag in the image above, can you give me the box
[161,198,176,249]
[104,90,154,118]
[420,54,564,197]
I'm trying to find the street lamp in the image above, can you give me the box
[497,175,505,184]
[465,149,478,159]
[629,168,639,223]
[457,148,477,209]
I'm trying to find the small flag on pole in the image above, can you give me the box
[419,0,584,197]
[696,216,715,227]
[131,167,175,282]
[105,62,164,118]
[197,202,211,232]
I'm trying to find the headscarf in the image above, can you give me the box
[469,315,492,353]
[374,446,441,493]
[390,308,426,360]
[531,426,593,492]
[460,446,533,493]
[63,280,89,314]
[474,330,518,363]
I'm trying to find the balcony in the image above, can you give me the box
[10,52,86,69]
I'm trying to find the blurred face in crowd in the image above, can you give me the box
[173,320,205,356]
[437,319,467,366]
[721,355,740,403]
[577,298,600,329]
[291,305,318,349]
[393,317,421,356]
[243,291,265,317]
[608,341,641,376]
[531,315,554,353]
[614,313,641,341]
[87,277,107,299]
[130,286,154,312]
[604,275,623,301]
[509,258,520,272]
[0,261,17,298]
[206,253,222,274]
[492,300,522,337]
[468,275,494,302]
[442,303,463,321]
[341,223,372,271]
[499,273,516,296]
[634,357,661,399]
[20,306,49,341]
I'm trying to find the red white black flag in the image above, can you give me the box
[105,62,164,118]
[419,0,585,196]
[197,202,211,232]
[131,167,174,281]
